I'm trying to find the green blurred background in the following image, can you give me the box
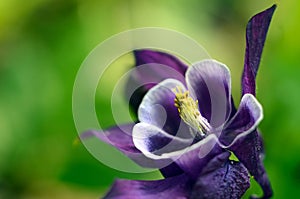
[0,0,299,198]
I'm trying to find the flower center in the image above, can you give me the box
[172,86,211,137]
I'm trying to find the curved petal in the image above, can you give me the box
[219,94,263,147]
[133,122,193,160]
[138,78,191,138]
[186,59,231,127]
[219,94,263,148]
[190,153,250,199]
[103,174,192,199]
[242,5,276,96]
[133,122,228,178]
[125,50,188,116]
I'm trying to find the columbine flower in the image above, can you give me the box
[82,5,276,199]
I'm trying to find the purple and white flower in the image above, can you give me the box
[82,4,276,199]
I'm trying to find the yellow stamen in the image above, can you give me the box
[172,86,210,137]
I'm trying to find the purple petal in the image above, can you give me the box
[125,50,188,115]
[229,130,272,199]
[133,122,229,178]
[103,174,192,199]
[133,121,228,180]
[138,79,191,138]
[220,94,263,147]
[186,60,231,127]
[242,5,276,96]
[133,122,192,159]
[190,153,250,199]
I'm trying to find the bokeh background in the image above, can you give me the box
[0,0,299,198]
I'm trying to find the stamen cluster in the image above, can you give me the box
[172,86,210,137]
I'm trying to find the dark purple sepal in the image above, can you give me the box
[238,5,276,198]
[80,124,152,166]
[103,174,192,199]
[190,152,250,199]
[81,124,183,177]
[125,50,188,116]
[80,123,139,154]
[229,130,272,199]
[134,50,188,76]
[242,4,276,96]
